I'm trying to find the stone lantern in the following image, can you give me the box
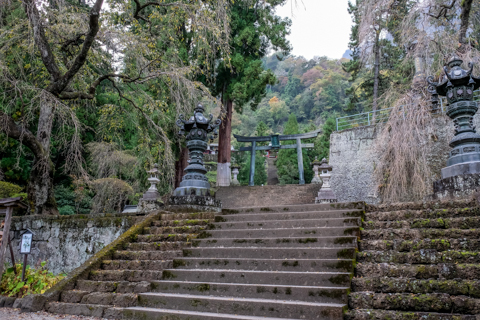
[231,164,241,186]
[315,158,337,204]
[310,157,322,184]
[427,56,480,178]
[138,163,163,213]
[173,104,221,197]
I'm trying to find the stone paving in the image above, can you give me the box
[0,308,103,320]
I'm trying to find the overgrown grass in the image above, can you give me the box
[0,262,65,298]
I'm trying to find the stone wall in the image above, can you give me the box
[329,114,480,204]
[6,213,142,275]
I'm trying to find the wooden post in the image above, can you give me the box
[0,206,13,281]
[249,141,256,187]
[8,235,16,275]
[21,254,28,282]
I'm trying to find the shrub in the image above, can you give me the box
[0,262,65,298]
[0,181,22,199]
[91,178,134,213]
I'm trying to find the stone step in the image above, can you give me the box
[159,212,215,221]
[349,292,480,314]
[212,217,360,229]
[46,302,114,318]
[144,225,207,235]
[126,241,187,251]
[172,258,354,272]
[352,277,480,298]
[61,291,137,307]
[160,269,351,287]
[344,309,476,320]
[113,250,182,260]
[124,307,305,320]
[357,250,480,264]
[89,269,164,282]
[361,228,480,240]
[76,280,152,293]
[151,280,349,304]
[216,212,361,223]
[136,292,345,319]
[136,233,194,243]
[368,199,475,213]
[192,236,357,248]
[151,219,211,227]
[365,207,480,222]
[223,202,364,214]
[183,247,356,260]
[102,259,172,270]
[363,217,480,230]
[355,262,480,280]
[359,239,480,252]
[201,227,359,239]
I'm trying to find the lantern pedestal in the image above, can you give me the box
[314,158,337,204]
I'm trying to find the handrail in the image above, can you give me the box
[335,91,480,131]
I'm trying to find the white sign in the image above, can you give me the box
[20,233,32,254]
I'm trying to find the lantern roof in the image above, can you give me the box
[428,56,480,96]
[318,158,333,171]
[147,163,159,174]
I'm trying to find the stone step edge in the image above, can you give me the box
[139,292,347,307]
[345,309,476,319]
[195,236,358,241]
[153,279,351,290]
[217,210,363,217]
[223,202,364,212]
[163,268,351,275]
[125,307,304,320]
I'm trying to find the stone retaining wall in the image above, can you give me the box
[6,213,142,275]
[328,114,480,204]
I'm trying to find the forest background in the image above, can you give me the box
[1,0,479,215]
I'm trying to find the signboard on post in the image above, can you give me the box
[20,231,33,254]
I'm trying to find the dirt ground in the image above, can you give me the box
[0,308,104,320]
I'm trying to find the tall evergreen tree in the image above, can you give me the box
[208,0,291,186]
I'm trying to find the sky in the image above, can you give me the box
[276,0,353,60]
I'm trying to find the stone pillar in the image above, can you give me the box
[249,141,256,187]
[296,137,305,185]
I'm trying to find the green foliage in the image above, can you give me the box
[237,152,267,186]
[208,0,291,111]
[54,185,92,216]
[0,262,65,298]
[206,171,217,185]
[0,181,23,199]
[315,118,336,160]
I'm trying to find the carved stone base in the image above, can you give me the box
[137,198,164,213]
[427,173,480,201]
[168,195,222,212]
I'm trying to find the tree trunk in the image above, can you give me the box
[372,31,381,124]
[217,99,233,186]
[174,146,189,188]
[30,102,58,215]
[458,0,473,50]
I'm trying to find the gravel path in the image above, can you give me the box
[0,308,104,320]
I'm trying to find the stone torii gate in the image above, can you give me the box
[234,129,321,186]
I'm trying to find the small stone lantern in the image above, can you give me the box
[138,163,164,213]
[310,157,322,184]
[315,158,337,203]
[231,164,241,186]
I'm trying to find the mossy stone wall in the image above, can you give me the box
[6,213,142,275]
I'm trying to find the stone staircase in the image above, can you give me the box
[46,212,215,318]
[122,203,363,319]
[46,203,363,319]
[346,199,480,320]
